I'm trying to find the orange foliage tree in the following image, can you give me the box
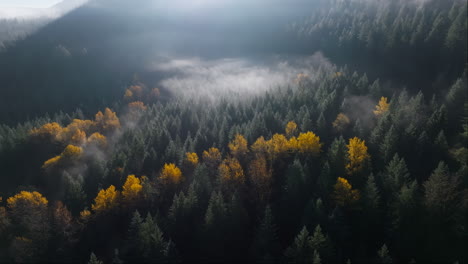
[95,108,120,133]
[87,132,107,148]
[30,122,62,141]
[267,134,291,158]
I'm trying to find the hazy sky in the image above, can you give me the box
[0,0,62,8]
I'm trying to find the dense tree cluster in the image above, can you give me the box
[0,0,467,263]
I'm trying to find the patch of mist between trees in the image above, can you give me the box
[342,95,377,130]
[147,52,335,103]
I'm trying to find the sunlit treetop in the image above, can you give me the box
[70,129,87,145]
[128,101,147,112]
[333,177,360,207]
[374,97,390,117]
[122,175,143,202]
[219,157,245,185]
[7,191,48,209]
[185,152,199,166]
[95,108,121,133]
[42,144,83,169]
[30,122,62,140]
[160,163,183,185]
[267,133,291,157]
[228,134,249,158]
[251,136,269,156]
[87,132,107,148]
[295,131,322,156]
[91,185,120,212]
[346,137,370,175]
[203,147,222,164]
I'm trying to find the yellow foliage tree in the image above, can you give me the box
[332,113,350,132]
[91,185,120,212]
[346,137,370,175]
[373,97,390,117]
[79,209,91,221]
[251,136,269,156]
[95,108,120,133]
[285,121,298,139]
[7,191,48,209]
[87,132,107,148]
[219,157,245,185]
[122,175,143,202]
[333,177,360,207]
[296,131,322,156]
[185,152,199,166]
[42,144,83,168]
[267,134,290,158]
[202,147,222,169]
[70,129,86,145]
[228,134,249,158]
[160,163,183,185]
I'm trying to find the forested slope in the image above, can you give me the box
[0,0,467,263]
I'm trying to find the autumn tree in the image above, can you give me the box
[202,147,222,176]
[251,136,269,157]
[267,133,290,159]
[345,137,370,176]
[219,157,245,187]
[228,134,249,159]
[374,97,390,117]
[296,131,322,156]
[332,113,350,133]
[30,122,62,141]
[87,132,107,148]
[333,177,360,207]
[91,185,120,213]
[42,144,83,169]
[7,191,50,261]
[185,152,199,167]
[122,175,143,203]
[160,163,183,185]
[95,108,120,134]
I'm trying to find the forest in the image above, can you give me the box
[0,0,467,263]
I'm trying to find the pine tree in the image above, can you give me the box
[377,244,392,264]
[285,226,313,263]
[251,206,281,262]
[88,253,103,264]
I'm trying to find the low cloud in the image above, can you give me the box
[149,52,335,102]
